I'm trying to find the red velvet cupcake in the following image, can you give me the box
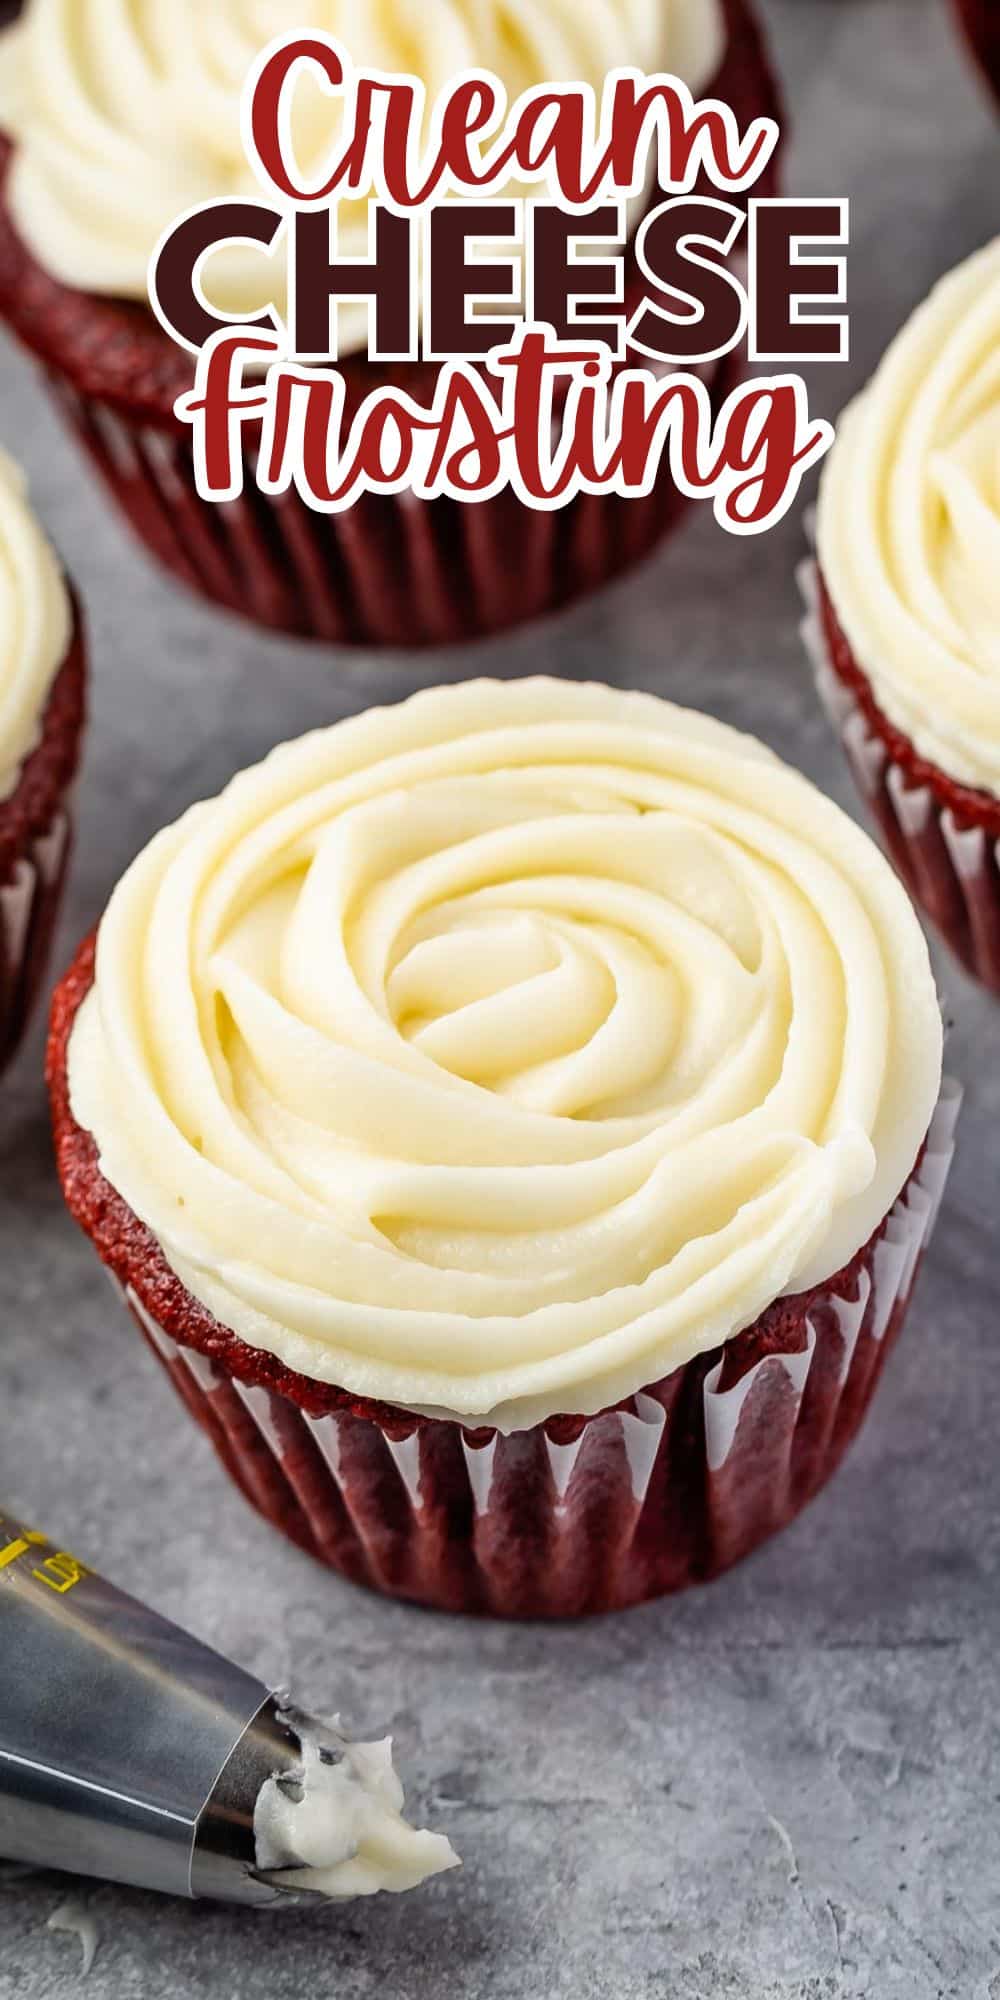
[0,451,85,1075]
[804,238,1000,995]
[48,678,953,1616]
[951,0,1000,103]
[0,0,782,648]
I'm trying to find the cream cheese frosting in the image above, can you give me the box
[0,446,71,800]
[254,1720,458,1898]
[68,678,942,1432]
[0,0,725,355]
[818,236,1000,799]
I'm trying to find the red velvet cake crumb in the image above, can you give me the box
[0,592,86,888]
[812,566,1000,991]
[0,596,85,1072]
[818,571,1000,839]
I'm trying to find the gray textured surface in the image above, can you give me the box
[1,3,999,1995]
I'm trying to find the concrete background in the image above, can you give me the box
[1,2,998,1994]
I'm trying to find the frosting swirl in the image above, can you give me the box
[68,679,942,1431]
[0,0,724,353]
[818,236,1000,798]
[0,447,71,799]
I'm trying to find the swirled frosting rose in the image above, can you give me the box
[818,236,1000,797]
[0,447,70,799]
[68,679,942,1431]
[0,0,724,351]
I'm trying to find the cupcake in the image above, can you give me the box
[0,449,84,1076]
[951,0,1000,104]
[0,0,782,648]
[49,678,955,1617]
[804,238,1000,995]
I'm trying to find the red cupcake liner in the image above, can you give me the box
[0,801,73,1072]
[49,907,957,1614]
[800,554,1000,995]
[0,0,782,645]
[42,385,718,648]
[0,603,85,1075]
[951,0,1000,103]
[119,1092,958,1617]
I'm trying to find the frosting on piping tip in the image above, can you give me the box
[253,1715,458,1899]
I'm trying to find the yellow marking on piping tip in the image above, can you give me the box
[24,1532,48,1545]
[0,1538,29,1569]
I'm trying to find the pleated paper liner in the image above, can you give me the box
[0,607,85,1075]
[0,0,783,645]
[44,383,713,648]
[800,555,1000,995]
[110,1085,958,1618]
[0,804,73,1072]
